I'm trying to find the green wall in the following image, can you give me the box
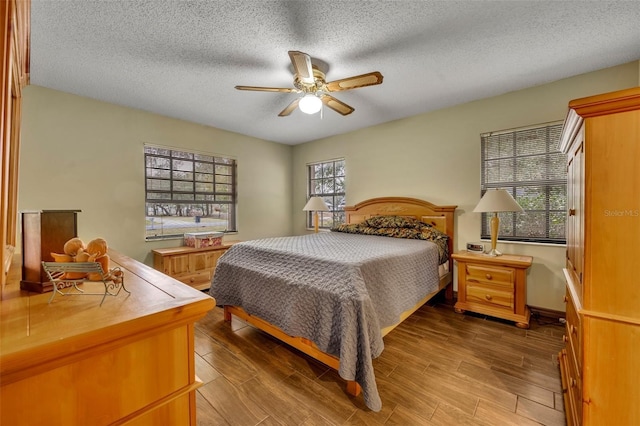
[292,61,639,310]
[19,86,293,264]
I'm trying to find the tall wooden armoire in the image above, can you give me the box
[558,87,640,425]
[20,210,80,293]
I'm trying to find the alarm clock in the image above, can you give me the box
[466,242,487,253]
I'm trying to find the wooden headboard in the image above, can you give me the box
[345,196,457,267]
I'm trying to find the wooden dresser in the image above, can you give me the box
[558,87,640,425]
[153,241,238,291]
[1,249,215,425]
[453,251,533,328]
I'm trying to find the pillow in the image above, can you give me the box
[362,215,428,229]
[331,221,450,265]
[331,223,363,234]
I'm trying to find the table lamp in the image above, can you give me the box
[473,189,523,256]
[303,197,330,233]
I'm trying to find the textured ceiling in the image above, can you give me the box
[30,1,640,145]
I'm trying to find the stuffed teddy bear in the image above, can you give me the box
[63,237,85,257]
[84,238,109,281]
[51,237,116,282]
[52,237,88,279]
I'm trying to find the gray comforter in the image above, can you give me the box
[209,232,441,411]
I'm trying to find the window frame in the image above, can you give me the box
[306,158,346,230]
[144,144,237,241]
[479,122,566,245]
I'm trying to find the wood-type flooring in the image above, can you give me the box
[194,298,566,425]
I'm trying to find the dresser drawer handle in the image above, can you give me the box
[563,295,568,303]
[570,378,577,388]
[570,325,577,335]
[563,335,568,343]
[485,294,492,301]
[485,274,492,280]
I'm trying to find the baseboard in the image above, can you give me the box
[529,305,565,321]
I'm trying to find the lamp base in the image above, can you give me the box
[485,248,502,257]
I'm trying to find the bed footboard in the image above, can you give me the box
[222,305,362,396]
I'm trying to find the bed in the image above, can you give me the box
[209,197,456,411]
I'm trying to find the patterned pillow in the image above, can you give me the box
[362,215,427,229]
[331,223,363,234]
[331,221,450,265]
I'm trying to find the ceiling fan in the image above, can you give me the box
[235,51,383,117]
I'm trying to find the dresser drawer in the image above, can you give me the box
[174,270,213,287]
[466,265,515,288]
[565,345,583,425]
[565,291,582,370]
[466,283,514,309]
[559,348,581,426]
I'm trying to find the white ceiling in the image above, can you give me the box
[30,1,640,145]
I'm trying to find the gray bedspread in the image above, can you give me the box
[209,232,441,411]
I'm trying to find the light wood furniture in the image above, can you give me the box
[20,209,80,293]
[557,87,640,426]
[452,250,533,328]
[152,241,238,291]
[1,0,30,295]
[1,249,215,425]
[223,196,457,397]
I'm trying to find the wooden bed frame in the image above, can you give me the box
[223,196,457,397]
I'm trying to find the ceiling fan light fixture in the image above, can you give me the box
[298,94,322,114]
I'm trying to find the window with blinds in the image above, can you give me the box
[307,158,346,229]
[144,145,237,240]
[480,122,566,244]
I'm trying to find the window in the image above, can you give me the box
[144,145,237,240]
[480,123,566,244]
[307,159,345,229]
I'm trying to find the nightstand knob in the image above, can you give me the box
[570,325,577,335]
[564,295,568,303]
[485,274,492,280]
[563,335,568,343]
[570,378,577,388]
[485,294,492,301]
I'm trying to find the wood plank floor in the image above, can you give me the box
[194,298,566,425]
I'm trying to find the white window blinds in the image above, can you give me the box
[480,123,566,243]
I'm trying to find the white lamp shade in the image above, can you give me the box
[473,189,523,213]
[302,197,329,212]
[303,197,330,212]
[298,94,322,114]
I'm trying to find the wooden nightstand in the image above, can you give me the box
[152,241,240,291]
[453,250,533,328]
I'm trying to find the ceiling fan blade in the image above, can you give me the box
[325,71,383,92]
[278,98,301,117]
[235,85,297,93]
[321,94,354,116]
[288,51,314,84]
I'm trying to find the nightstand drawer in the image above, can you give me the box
[174,270,213,287]
[466,264,515,287]
[467,284,514,309]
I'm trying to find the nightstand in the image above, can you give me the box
[152,241,240,291]
[452,250,533,328]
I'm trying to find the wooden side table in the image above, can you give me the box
[453,250,533,328]
[152,241,240,291]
